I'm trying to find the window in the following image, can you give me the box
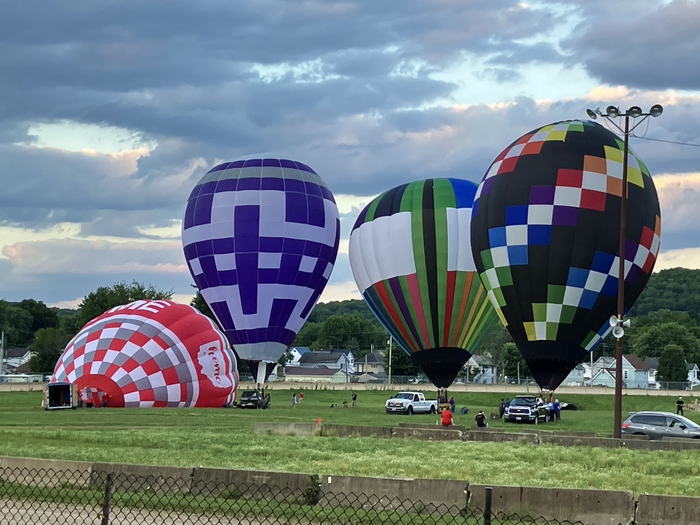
[623,370,629,380]
[647,415,666,426]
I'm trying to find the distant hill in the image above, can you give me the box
[630,268,700,321]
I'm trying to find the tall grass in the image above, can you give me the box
[1,389,699,497]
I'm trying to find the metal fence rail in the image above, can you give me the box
[0,466,585,525]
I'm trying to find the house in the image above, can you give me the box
[687,363,700,387]
[590,368,616,387]
[562,364,585,386]
[283,365,350,383]
[298,349,355,374]
[589,355,650,389]
[285,347,311,367]
[3,348,31,373]
[590,357,615,380]
[644,357,659,388]
[465,354,497,384]
[355,351,385,375]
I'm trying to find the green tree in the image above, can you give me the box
[631,322,700,362]
[0,300,33,348]
[17,299,60,336]
[291,322,322,348]
[500,343,530,379]
[28,327,72,374]
[386,347,418,376]
[190,289,218,326]
[316,315,351,349]
[656,343,688,383]
[65,281,173,336]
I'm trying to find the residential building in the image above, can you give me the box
[562,364,585,386]
[644,357,659,389]
[285,347,311,367]
[589,355,650,389]
[3,348,31,373]
[298,349,355,374]
[465,354,497,384]
[355,351,385,375]
[283,366,350,383]
[687,363,700,387]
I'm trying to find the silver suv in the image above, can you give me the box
[621,411,700,440]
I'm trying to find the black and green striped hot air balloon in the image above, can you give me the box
[349,178,498,387]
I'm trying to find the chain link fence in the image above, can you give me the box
[1,466,585,525]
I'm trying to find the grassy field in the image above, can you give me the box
[1,388,699,497]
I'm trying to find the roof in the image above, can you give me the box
[594,356,615,368]
[4,348,30,358]
[358,351,384,364]
[285,366,347,377]
[623,355,649,371]
[645,357,659,369]
[688,363,698,370]
[299,350,352,365]
[469,354,495,366]
[290,347,311,355]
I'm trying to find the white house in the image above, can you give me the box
[285,347,311,367]
[687,363,700,387]
[562,364,585,386]
[465,354,498,384]
[284,365,350,383]
[298,349,355,374]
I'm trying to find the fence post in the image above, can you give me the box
[483,486,492,525]
[101,473,113,525]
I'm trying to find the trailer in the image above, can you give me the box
[43,382,79,410]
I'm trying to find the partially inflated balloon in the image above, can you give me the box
[182,158,340,384]
[52,300,238,407]
[349,178,498,387]
[471,120,661,390]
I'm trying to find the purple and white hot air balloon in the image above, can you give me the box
[182,158,341,384]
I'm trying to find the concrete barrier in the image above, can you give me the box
[322,424,392,438]
[254,422,317,436]
[540,435,622,448]
[466,431,538,444]
[468,484,635,525]
[636,494,700,525]
[399,422,467,433]
[321,474,468,514]
[0,456,93,487]
[192,467,311,499]
[392,427,463,441]
[91,462,194,493]
[471,426,505,432]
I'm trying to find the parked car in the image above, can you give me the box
[503,395,550,424]
[237,390,269,409]
[621,411,700,440]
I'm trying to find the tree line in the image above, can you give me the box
[2,268,699,380]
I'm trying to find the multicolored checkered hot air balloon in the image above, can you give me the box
[51,300,239,408]
[349,178,498,388]
[471,119,661,390]
[182,158,340,384]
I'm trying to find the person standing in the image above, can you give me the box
[499,399,506,419]
[475,410,487,428]
[351,391,357,408]
[677,396,684,415]
[291,392,297,409]
[299,390,304,403]
[552,398,561,421]
[449,396,456,413]
[441,408,454,427]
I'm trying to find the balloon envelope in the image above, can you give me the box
[182,158,340,383]
[349,178,498,387]
[52,300,239,407]
[471,120,661,389]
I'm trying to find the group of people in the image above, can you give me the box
[291,390,358,409]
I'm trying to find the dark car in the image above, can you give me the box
[503,395,550,424]
[237,390,270,409]
[621,411,700,440]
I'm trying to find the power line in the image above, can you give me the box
[630,135,700,148]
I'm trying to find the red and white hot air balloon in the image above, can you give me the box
[51,300,238,408]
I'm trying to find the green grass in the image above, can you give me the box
[1,388,700,497]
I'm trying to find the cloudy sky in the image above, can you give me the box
[2,0,700,309]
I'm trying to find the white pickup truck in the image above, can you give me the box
[385,391,438,415]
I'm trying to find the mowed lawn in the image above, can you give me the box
[1,388,700,497]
